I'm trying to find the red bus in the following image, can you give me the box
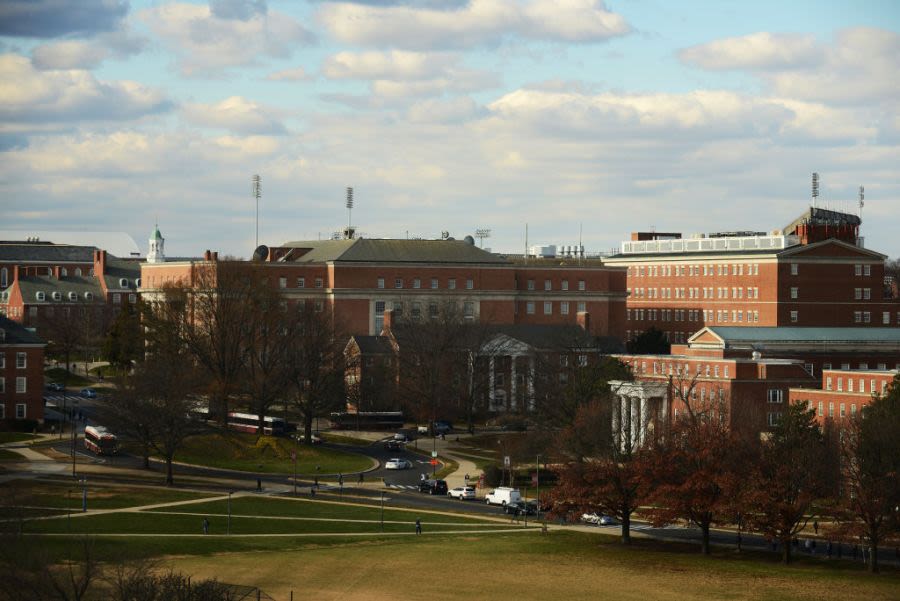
[84,425,118,455]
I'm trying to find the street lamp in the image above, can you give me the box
[227,492,232,535]
[535,454,541,522]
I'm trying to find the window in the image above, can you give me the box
[767,412,782,427]
[818,401,823,416]
[790,287,798,299]
[128,294,136,303]
[527,279,535,291]
[560,301,569,315]
[279,277,287,289]
[864,288,871,300]
[464,302,475,319]
[314,300,324,312]
[0,377,3,393]
[526,301,535,315]
[448,279,456,290]
[578,354,588,367]
[577,302,586,313]
[837,378,843,392]
[297,277,305,288]
[848,379,854,392]
[854,311,862,323]
[544,279,551,291]
[855,264,862,276]
[466,279,474,290]
[884,312,891,325]
[28,307,37,318]
[16,404,26,419]
[790,310,798,323]
[864,264,871,276]
[16,352,26,369]
[855,288,862,300]
[16,377,26,394]
[562,280,569,291]
[826,377,832,391]
[578,280,586,291]
[767,389,784,403]
[431,278,438,289]
[374,301,385,332]
[560,355,569,367]
[411,302,421,318]
[377,277,385,289]
[544,301,552,315]
[428,302,438,318]
[394,278,403,289]
[790,263,798,276]
[413,278,421,289]
[495,373,505,387]
[828,402,834,418]
[864,311,871,323]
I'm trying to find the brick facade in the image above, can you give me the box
[0,316,46,423]
[789,368,898,426]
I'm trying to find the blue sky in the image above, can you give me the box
[1,0,898,258]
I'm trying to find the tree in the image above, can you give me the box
[97,373,156,469]
[627,327,670,354]
[745,402,833,564]
[102,303,143,372]
[837,376,900,572]
[285,302,346,445]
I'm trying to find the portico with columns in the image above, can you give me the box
[484,334,536,413]
[608,380,669,450]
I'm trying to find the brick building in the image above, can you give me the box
[141,237,628,339]
[603,207,899,345]
[789,368,898,426]
[0,315,46,423]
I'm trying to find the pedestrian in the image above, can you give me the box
[826,541,832,558]
[464,473,469,481]
[358,472,364,484]
[202,517,209,535]
[415,519,422,535]
[338,473,343,486]
[813,520,819,535]
[314,476,318,488]
[256,477,262,492]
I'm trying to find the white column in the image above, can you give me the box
[488,357,495,411]
[621,396,629,450]
[640,396,649,447]
[510,356,517,411]
[630,397,640,450]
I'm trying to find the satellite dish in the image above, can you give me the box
[251,245,269,262]
[441,230,450,240]
[464,235,475,246]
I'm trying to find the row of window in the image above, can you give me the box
[378,277,473,291]
[825,377,890,394]
[0,376,27,393]
[629,308,761,324]
[525,300,587,315]
[817,401,858,419]
[626,330,694,344]
[629,263,761,278]
[0,266,92,288]
[0,353,27,369]
[629,286,761,300]
[853,311,898,325]
[0,403,27,419]
[630,359,731,379]
[525,279,587,292]
[822,362,897,371]
[279,276,323,289]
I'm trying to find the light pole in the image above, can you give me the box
[227,492,232,535]
[536,454,541,521]
[71,399,79,478]
[81,476,88,512]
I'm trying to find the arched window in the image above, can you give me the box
[61,267,68,276]
[75,268,82,276]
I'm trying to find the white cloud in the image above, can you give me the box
[322,50,456,80]
[31,28,147,70]
[182,96,286,135]
[140,3,314,76]
[318,0,629,49]
[678,32,820,71]
[0,53,171,123]
[265,67,309,81]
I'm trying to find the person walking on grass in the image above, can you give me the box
[415,519,422,535]
[202,518,209,535]
[813,520,819,535]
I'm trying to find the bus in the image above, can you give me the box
[329,411,404,431]
[84,425,118,455]
[227,412,291,436]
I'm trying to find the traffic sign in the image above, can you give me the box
[431,450,438,458]
[503,455,510,468]
[429,459,438,466]
[290,450,296,462]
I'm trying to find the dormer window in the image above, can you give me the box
[84,292,93,301]
[35,292,45,301]
[74,268,82,276]
[68,291,78,301]
[119,278,129,287]
[52,291,62,301]
[135,278,141,287]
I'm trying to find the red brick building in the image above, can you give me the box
[603,208,899,345]
[789,368,899,426]
[0,316,46,424]
[141,238,628,339]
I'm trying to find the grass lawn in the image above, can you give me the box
[173,432,373,475]
[1,479,217,510]
[168,531,900,601]
[0,449,25,461]
[320,432,375,446]
[44,367,92,388]
[0,432,39,444]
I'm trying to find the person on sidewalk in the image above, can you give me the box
[813,520,819,535]
[415,519,422,535]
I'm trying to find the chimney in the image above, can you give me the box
[53,266,60,279]
[382,309,394,335]
[576,311,591,333]
[204,250,212,261]
[93,250,107,276]
[212,251,218,261]
[267,247,276,262]
[13,265,20,283]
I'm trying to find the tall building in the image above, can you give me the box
[0,315,46,423]
[604,207,898,345]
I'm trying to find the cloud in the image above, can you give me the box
[181,96,286,135]
[210,0,267,21]
[322,50,456,80]
[680,27,900,105]
[0,0,129,38]
[0,54,172,123]
[140,3,314,76]
[678,32,820,71]
[265,67,309,81]
[31,28,147,70]
[318,0,630,49]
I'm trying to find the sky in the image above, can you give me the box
[1,0,898,259]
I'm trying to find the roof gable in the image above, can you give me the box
[779,238,885,260]
[280,238,508,265]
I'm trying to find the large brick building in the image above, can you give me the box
[140,237,628,339]
[603,208,899,345]
[789,368,898,426]
[0,315,46,424]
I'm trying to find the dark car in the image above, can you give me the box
[503,500,538,516]
[418,479,448,495]
[46,383,64,392]
[383,440,404,451]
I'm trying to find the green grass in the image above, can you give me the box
[0,449,25,461]
[173,432,373,475]
[2,480,216,510]
[0,432,39,444]
[319,432,374,446]
[44,368,92,387]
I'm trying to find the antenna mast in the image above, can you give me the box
[811,172,819,210]
[252,174,261,248]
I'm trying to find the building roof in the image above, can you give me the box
[279,238,509,265]
[0,231,140,257]
[12,275,105,303]
[692,327,900,346]
[102,257,141,291]
[0,242,97,263]
[0,315,44,345]
[349,335,394,354]
[488,324,624,352]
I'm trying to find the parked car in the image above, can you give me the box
[392,433,410,442]
[504,500,537,516]
[484,487,522,507]
[385,458,412,470]
[80,388,97,398]
[448,486,477,500]
[599,515,617,525]
[580,512,600,525]
[433,421,453,435]
[418,479,449,495]
[295,434,322,445]
[383,440,405,451]
[46,383,64,392]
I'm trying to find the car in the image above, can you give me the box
[448,486,476,500]
[80,388,97,398]
[417,425,429,435]
[484,487,522,506]
[295,434,322,445]
[383,439,404,451]
[433,421,453,435]
[504,500,537,516]
[599,515,617,525]
[418,479,449,495]
[580,512,600,525]
[392,433,410,442]
[46,383,64,392]
[385,458,412,470]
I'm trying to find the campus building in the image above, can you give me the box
[140,237,628,339]
[0,315,46,423]
[789,368,898,426]
[603,207,899,345]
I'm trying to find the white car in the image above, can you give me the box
[385,458,412,470]
[448,486,476,500]
[580,512,600,525]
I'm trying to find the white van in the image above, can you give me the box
[484,487,522,506]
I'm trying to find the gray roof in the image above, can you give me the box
[0,315,44,345]
[0,231,140,257]
[350,335,394,354]
[102,257,141,291]
[699,327,900,344]
[280,239,509,265]
[11,276,105,303]
[0,242,97,263]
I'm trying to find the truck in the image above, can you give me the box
[484,487,522,507]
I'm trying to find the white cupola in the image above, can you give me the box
[147,224,166,263]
